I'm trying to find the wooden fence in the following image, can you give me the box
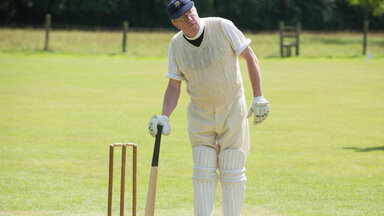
[43,14,130,53]
[40,14,372,56]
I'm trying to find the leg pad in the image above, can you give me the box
[219,149,246,216]
[192,146,218,216]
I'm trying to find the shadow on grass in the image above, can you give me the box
[343,146,384,152]
[309,37,360,45]
[308,37,384,47]
[370,40,384,47]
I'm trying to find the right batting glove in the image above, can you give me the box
[148,115,171,137]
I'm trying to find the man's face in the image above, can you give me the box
[172,6,200,36]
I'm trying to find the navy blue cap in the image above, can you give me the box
[167,0,194,20]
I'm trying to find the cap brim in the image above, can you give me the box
[170,1,194,20]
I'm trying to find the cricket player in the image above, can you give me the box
[148,0,269,215]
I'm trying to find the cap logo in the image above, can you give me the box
[175,1,180,7]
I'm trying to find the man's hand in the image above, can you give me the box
[148,115,171,137]
[247,96,269,125]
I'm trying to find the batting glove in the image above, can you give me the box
[148,115,171,137]
[247,96,269,125]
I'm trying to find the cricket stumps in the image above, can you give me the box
[108,143,137,216]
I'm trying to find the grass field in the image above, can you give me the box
[1,29,384,216]
[1,28,384,58]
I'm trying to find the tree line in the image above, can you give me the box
[1,0,383,31]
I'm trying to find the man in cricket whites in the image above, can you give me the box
[148,0,269,215]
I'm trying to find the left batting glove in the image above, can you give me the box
[247,96,269,125]
[148,115,171,137]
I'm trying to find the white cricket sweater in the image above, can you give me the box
[170,17,244,107]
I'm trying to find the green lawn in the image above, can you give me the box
[0,51,383,215]
[1,28,384,58]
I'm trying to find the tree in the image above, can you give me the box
[346,0,384,54]
[346,0,384,16]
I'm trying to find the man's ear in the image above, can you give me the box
[172,20,180,30]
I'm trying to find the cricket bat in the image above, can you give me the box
[145,125,163,216]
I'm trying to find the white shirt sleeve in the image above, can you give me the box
[166,43,185,81]
[221,19,252,56]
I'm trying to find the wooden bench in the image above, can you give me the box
[279,21,301,57]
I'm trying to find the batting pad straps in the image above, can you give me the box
[219,168,246,183]
[193,166,218,181]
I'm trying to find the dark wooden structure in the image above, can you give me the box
[279,21,301,57]
[44,14,51,51]
[363,20,369,55]
[122,21,129,53]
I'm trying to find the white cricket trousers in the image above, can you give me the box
[187,95,250,154]
[187,95,250,216]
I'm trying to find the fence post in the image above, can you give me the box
[122,21,129,53]
[296,22,301,56]
[44,14,51,51]
[363,20,369,55]
[279,21,284,57]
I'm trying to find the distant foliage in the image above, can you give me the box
[346,0,384,16]
[0,0,383,30]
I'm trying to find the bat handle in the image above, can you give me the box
[157,125,163,137]
[151,125,162,167]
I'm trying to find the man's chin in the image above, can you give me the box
[191,24,200,32]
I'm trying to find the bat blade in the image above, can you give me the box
[145,167,158,216]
